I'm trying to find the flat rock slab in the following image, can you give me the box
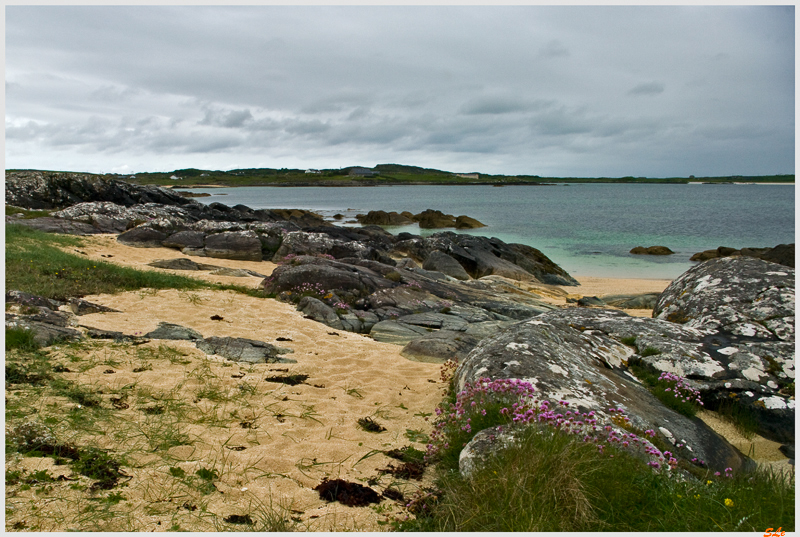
[6,314,83,347]
[144,322,203,341]
[148,258,224,271]
[400,331,480,363]
[369,320,431,345]
[6,290,63,310]
[195,336,296,364]
[68,298,121,316]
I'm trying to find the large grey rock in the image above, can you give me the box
[117,227,169,247]
[654,257,795,342]
[455,313,755,473]
[369,321,431,345]
[297,297,344,330]
[422,250,470,280]
[5,216,103,235]
[528,308,794,443]
[163,230,206,249]
[203,231,262,261]
[400,331,480,363]
[392,231,578,286]
[195,336,296,364]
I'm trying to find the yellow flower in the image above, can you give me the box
[694,494,700,500]
[724,498,734,507]
[707,480,713,485]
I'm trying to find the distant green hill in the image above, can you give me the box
[7,165,794,187]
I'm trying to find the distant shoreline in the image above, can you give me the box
[170,181,795,189]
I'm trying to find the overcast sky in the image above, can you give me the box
[5,5,795,177]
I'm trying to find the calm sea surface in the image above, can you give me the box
[189,183,795,280]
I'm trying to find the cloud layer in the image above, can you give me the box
[5,6,794,176]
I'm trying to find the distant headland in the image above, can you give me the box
[5,164,794,188]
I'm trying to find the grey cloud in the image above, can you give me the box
[199,107,254,128]
[628,82,665,96]
[4,5,794,176]
[539,39,569,59]
[460,97,534,115]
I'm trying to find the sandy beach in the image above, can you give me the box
[6,234,790,531]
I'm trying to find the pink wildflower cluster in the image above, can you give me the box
[714,467,734,478]
[289,282,327,297]
[426,376,677,472]
[659,372,703,406]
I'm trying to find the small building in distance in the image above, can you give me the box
[454,173,479,180]
[305,169,321,174]
[348,167,379,177]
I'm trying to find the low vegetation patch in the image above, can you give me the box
[6,224,208,300]
[395,362,795,532]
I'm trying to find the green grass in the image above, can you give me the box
[626,361,702,418]
[6,224,210,300]
[398,426,794,532]
[6,327,41,353]
[6,206,54,219]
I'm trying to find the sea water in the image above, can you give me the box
[188,183,795,280]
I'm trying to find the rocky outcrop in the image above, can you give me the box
[653,257,794,342]
[355,210,414,226]
[454,256,795,480]
[630,245,674,255]
[690,244,794,268]
[260,255,557,343]
[355,209,485,229]
[392,232,578,286]
[454,312,755,474]
[5,170,191,210]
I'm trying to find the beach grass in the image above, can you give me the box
[6,224,210,300]
[396,425,794,532]
[396,372,795,532]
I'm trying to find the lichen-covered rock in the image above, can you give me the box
[454,313,755,473]
[52,201,193,233]
[654,257,794,342]
[524,308,794,443]
[5,170,191,210]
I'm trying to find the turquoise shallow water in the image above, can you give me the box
[189,183,795,280]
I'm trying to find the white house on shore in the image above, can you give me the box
[305,169,321,174]
[454,173,479,179]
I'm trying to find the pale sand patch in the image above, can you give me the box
[24,233,786,530]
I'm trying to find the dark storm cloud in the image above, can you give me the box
[5,5,794,176]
